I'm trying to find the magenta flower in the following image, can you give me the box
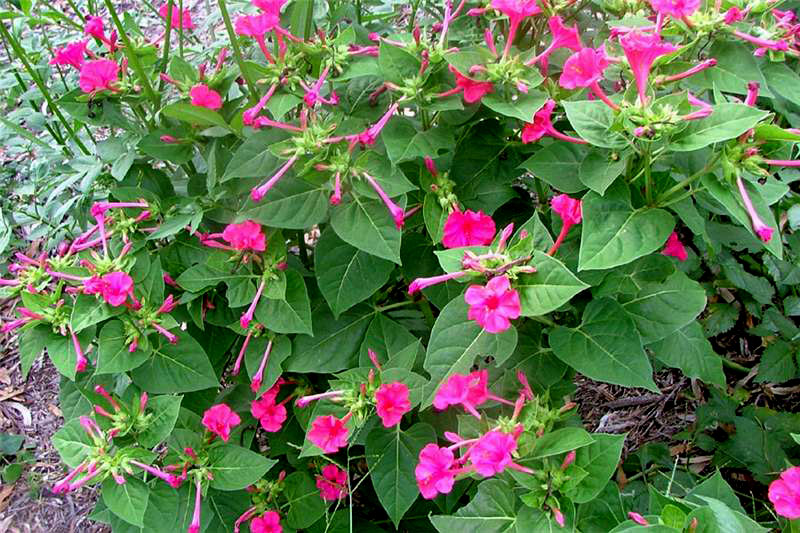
[50,40,88,70]
[189,84,222,110]
[251,395,287,432]
[78,59,119,94]
[251,156,298,202]
[438,65,494,104]
[188,476,202,533]
[222,220,266,251]
[250,510,283,533]
[70,326,88,373]
[490,0,542,56]
[374,382,411,428]
[549,194,582,255]
[159,3,194,30]
[130,460,183,489]
[464,276,520,333]
[736,176,773,242]
[100,272,134,307]
[522,99,587,145]
[442,209,496,248]
[363,173,406,230]
[202,403,241,442]
[661,232,688,261]
[560,47,618,110]
[769,466,800,519]
[526,16,582,72]
[618,31,677,105]
[235,13,281,63]
[415,444,456,499]
[302,66,338,107]
[249,338,273,392]
[649,0,700,18]
[316,464,348,501]
[84,15,105,40]
[628,512,650,526]
[724,7,745,24]
[408,271,467,294]
[468,429,517,477]
[308,413,351,453]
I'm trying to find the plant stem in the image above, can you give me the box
[374,300,415,313]
[656,153,722,205]
[102,0,160,109]
[0,23,89,155]
[216,0,258,104]
[159,0,175,82]
[418,298,436,328]
[643,147,653,205]
[64,0,85,22]
[721,357,751,373]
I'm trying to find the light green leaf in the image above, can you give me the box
[287,306,372,373]
[648,322,725,387]
[137,395,182,448]
[130,334,219,394]
[283,472,326,529]
[254,270,313,335]
[570,433,626,503]
[382,118,454,164]
[482,90,548,122]
[162,102,229,129]
[519,142,588,194]
[331,195,402,264]
[517,251,588,316]
[102,476,150,527]
[207,444,277,491]
[95,320,151,374]
[671,104,768,152]
[563,100,628,149]
[430,479,521,533]
[238,176,329,230]
[530,427,595,459]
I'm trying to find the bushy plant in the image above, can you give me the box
[2,0,800,531]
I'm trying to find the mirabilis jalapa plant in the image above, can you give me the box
[3,0,800,530]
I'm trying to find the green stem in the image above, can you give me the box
[0,23,89,155]
[303,0,314,41]
[102,0,160,109]
[159,0,175,82]
[408,0,421,31]
[64,0,85,22]
[418,298,436,329]
[216,0,258,104]
[656,153,722,205]
[643,147,653,205]
[178,0,185,58]
[721,357,750,373]
[374,300,415,313]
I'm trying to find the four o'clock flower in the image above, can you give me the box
[549,194,583,256]
[50,40,88,70]
[235,13,281,63]
[70,326,88,373]
[649,0,700,18]
[159,3,195,30]
[374,382,411,427]
[618,31,677,106]
[490,0,542,57]
[433,369,513,418]
[736,176,773,242]
[438,65,494,104]
[408,271,468,294]
[302,65,338,107]
[202,403,242,442]
[628,512,649,526]
[100,272,136,307]
[79,59,119,94]
[769,466,800,519]
[308,412,352,453]
[363,172,406,229]
[188,476,202,533]
[522,99,587,145]
[442,209,496,248]
[189,84,223,110]
[251,156,298,202]
[661,232,688,260]
[250,338,273,393]
[560,47,618,110]
[415,443,456,499]
[316,464,348,501]
[250,510,283,533]
[466,429,519,477]
[464,275,521,333]
[240,278,266,330]
[526,16,582,73]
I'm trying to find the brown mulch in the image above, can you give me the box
[0,300,108,533]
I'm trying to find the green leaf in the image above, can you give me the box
[482,90,548,122]
[764,62,800,106]
[670,104,768,152]
[691,41,771,97]
[239,176,329,229]
[102,476,150,527]
[579,150,627,195]
[176,263,255,293]
[530,427,595,459]
[366,423,435,528]
[283,472,326,529]
[331,196,402,264]
[379,42,420,84]
[563,100,628,149]
[70,294,117,332]
[686,471,746,514]
[137,132,194,164]
[649,322,725,387]
[287,306,372,373]
[95,320,151,374]
[52,418,94,468]
[754,340,797,383]
[579,182,674,271]
[358,313,418,367]
[254,270,313,335]
[223,130,287,181]
[137,395,182,448]
[207,444,277,491]
[621,271,707,343]
[130,334,219,394]
[382,118,454,164]
[569,433,625,503]
[19,325,47,379]
[46,326,96,381]
[519,142,588,194]
[430,479,522,533]
[516,251,588,316]
[550,298,658,392]
[315,228,394,317]
[423,193,447,244]
[422,297,518,408]
[162,102,229,129]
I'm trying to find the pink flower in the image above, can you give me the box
[736,176,773,242]
[447,65,494,104]
[433,369,497,418]
[551,194,582,228]
[724,7,744,24]
[250,511,282,533]
[374,382,411,428]
[302,66,338,107]
[222,220,266,251]
[769,466,800,520]
[79,59,119,94]
[522,100,587,145]
[527,16,581,72]
[408,271,468,294]
[316,464,348,501]
[235,13,280,37]
[50,40,88,70]
[251,156,298,202]
[308,414,351,453]
[464,276,521,333]
[159,3,195,30]
[188,476,202,533]
[252,0,287,14]
[202,403,241,442]
[649,0,700,18]
[442,209,496,248]
[251,396,287,432]
[628,512,649,526]
[363,173,406,230]
[100,272,134,307]
[190,84,222,110]
[490,0,541,27]
[468,429,517,477]
[619,31,677,105]
[559,47,609,90]
[415,444,456,499]
[661,232,688,261]
[84,15,105,40]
